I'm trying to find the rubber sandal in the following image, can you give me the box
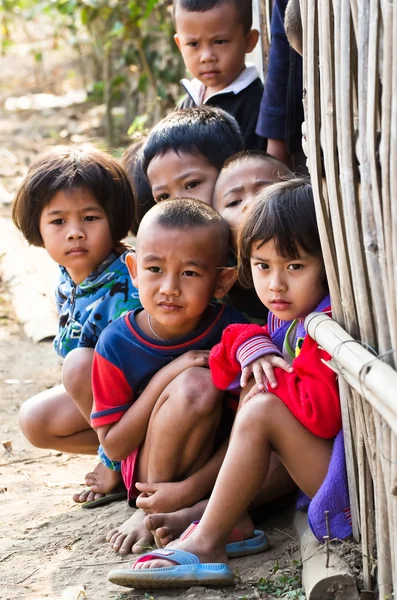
[181,520,270,558]
[81,490,127,509]
[108,548,235,589]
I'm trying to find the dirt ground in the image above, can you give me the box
[0,36,302,600]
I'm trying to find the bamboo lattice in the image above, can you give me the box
[294,0,397,595]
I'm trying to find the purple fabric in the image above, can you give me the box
[297,430,352,541]
[268,294,331,352]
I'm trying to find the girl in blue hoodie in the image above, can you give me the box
[12,145,141,507]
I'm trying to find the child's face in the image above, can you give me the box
[174,4,258,95]
[250,239,325,321]
[147,150,218,205]
[128,223,229,340]
[214,159,291,246]
[39,187,113,285]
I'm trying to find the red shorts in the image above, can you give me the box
[121,447,140,504]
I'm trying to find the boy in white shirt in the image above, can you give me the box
[174,0,264,150]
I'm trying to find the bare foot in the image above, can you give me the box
[144,501,208,548]
[145,505,255,550]
[73,462,123,504]
[134,534,228,570]
[107,509,154,555]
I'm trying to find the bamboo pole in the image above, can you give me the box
[391,0,397,354]
[305,313,397,437]
[379,0,394,348]
[360,0,392,357]
[302,0,342,324]
[318,0,357,332]
[339,0,375,347]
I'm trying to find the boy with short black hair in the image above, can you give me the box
[213,150,294,322]
[142,106,244,205]
[173,0,264,149]
[93,198,245,555]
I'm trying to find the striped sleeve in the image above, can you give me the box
[237,335,283,369]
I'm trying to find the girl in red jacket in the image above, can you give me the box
[108,178,345,589]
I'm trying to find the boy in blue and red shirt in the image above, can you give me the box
[91,198,246,555]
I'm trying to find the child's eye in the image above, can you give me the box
[51,218,64,225]
[256,262,270,271]
[185,180,200,190]
[225,199,242,209]
[156,193,171,202]
[187,41,198,48]
[288,263,303,271]
[84,215,99,222]
[183,270,199,277]
[214,39,228,45]
[148,266,161,273]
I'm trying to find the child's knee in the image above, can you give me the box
[62,347,94,399]
[238,392,280,429]
[19,395,52,447]
[172,367,222,417]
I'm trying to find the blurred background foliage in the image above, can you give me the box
[0,0,185,144]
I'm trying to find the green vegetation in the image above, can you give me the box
[0,0,184,143]
[256,561,306,599]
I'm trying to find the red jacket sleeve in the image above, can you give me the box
[271,335,341,438]
[209,323,270,389]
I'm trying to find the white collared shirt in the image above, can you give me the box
[181,63,260,105]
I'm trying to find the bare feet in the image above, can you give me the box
[73,462,123,504]
[107,509,154,555]
[145,505,255,550]
[144,502,208,548]
[134,534,228,569]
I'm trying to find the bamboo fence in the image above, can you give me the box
[290,0,397,596]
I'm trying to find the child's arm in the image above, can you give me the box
[134,439,229,514]
[264,336,341,439]
[93,350,209,462]
[209,323,291,390]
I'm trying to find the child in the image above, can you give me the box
[213,150,294,247]
[122,139,155,234]
[142,106,244,205]
[108,179,351,589]
[214,150,294,323]
[256,0,305,171]
[12,145,141,508]
[92,198,245,555]
[173,0,264,150]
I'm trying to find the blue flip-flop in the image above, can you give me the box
[226,529,270,558]
[180,521,270,558]
[108,548,235,589]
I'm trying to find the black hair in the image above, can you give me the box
[139,197,230,263]
[221,150,294,175]
[13,145,135,247]
[142,107,244,175]
[122,140,155,235]
[173,0,253,33]
[237,178,324,287]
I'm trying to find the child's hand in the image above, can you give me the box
[135,481,188,514]
[178,349,210,370]
[240,354,293,390]
[241,382,262,406]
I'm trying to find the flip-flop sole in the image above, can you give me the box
[108,563,235,589]
[82,491,127,509]
[227,530,270,558]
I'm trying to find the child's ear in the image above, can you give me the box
[246,29,259,54]
[125,252,139,288]
[174,33,182,52]
[213,267,238,299]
